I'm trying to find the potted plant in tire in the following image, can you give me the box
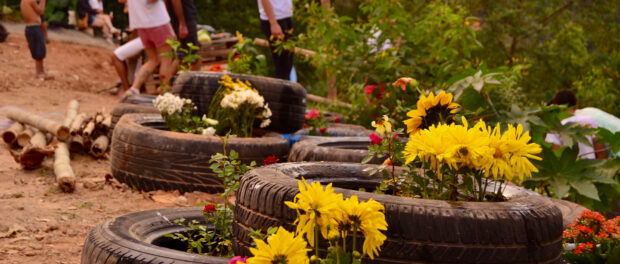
[110,75,290,193]
[232,87,564,263]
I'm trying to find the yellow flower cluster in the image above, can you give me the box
[403,91,460,135]
[247,227,310,264]
[371,115,392,136]
[283,178,388,260]
[403,117,542,181]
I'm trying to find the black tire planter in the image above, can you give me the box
[0,23,8,43]
[81,207,230,264]
[232,162,563,264]
[111,113,290,193]
[120,94,158,106]
[547,198,586,228]
[110,103,160,130]
[293,123,373,138]
[288,136,384,164]
[172,71,306,133]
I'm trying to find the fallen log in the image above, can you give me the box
[89,135,109,158]
[70,113,87,137]
[69,135,85,153]
[62,100,79,128]
[54,142,76,192]
[2,108,70,140]
[83,121,95,137]
[1,122,24,145]
[16,127,34,147]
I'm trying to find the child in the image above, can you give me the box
[20,0,52,79]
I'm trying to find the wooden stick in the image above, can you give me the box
[2,108,70,140]
[69,135,85,153]
[253,38,317,57]
[89,135,109,158]
[11,131,55,169]
[1,122,24,145]
[70,113,87,137]
[83,121,95,137]
[62,100,79,128]
[17,127,34,147]
[306,94,352,109]
[54,142,76,193]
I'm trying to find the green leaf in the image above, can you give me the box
[361,155,374,164]
[569,180,600,201]
[550,178,570,198]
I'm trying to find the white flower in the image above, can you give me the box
[201,127,216,136]
[202,116,219,126]
[262,104,272,118]
[260,119,271,128]
[166,105,176,115]
[185,98,192,104]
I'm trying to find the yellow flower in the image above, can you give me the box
[332,196,387,259]
[235,30,245,44]
[371,115,392,136]
[392,77,418,91]
[403,91,460,135]
[441,118,493,170]
[247,227,310,264]
[479,123,542,181]
[403,123,451,178]
[284,178,343,247]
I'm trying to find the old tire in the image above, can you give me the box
[288,136,384,164]
[172,71,306,133]
[547,198,586,228]
[233,162,563,264]
[120,94,158,106]
[293,123,373,138]
[81,207,229,264]
[110,103,159,130]
[111,113,289,193]
[0,23,7,43]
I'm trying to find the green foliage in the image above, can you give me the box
[227,35,268,76]
[43,0,71,22]
[165,38,201,72]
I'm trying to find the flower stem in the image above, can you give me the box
[315,216,320,258]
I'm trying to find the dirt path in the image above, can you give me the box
[0,30,218,264]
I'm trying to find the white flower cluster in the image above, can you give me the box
[201,127,216,136]
[202,115,219,126]
[259,103,272,128]
[153,93,192,115]
[220,88,265,110]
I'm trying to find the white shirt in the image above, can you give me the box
[89,0,103,11]
[258,0,293,21]
[127,0,170,29]
[545,115,600,159]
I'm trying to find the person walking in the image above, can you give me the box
[258,0,294,80]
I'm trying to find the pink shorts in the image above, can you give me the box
[137,23,176,48]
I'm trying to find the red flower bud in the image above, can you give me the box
[333,117,340,123]
[320,127,327,134]
[262,155,279,166]
[203,204,216,213]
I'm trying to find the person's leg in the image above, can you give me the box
[275,18,294,80]
[129,47,159,93]
[99,14,118,33]
[92,15,111,38]
[111,54,130,91]
[35,59,44,76]
[157,44,174,87]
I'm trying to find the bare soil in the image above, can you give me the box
[0,30,221,264]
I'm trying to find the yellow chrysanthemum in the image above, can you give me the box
[403,123,451,176]
[331,196,387,259]
[371,115,392,136]
[479,123,542,181]
[403,91,460,135]
[247,227,310,264]
[284,178,343,247]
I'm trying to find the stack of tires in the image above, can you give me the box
[110,72,306,193]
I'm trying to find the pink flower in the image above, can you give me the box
[320,127,327,134]
[369,133,383,146]
[364,84,376,95]
[203,204,216,213]
[305,109,319,119]
[333,117,340,123]
[229,256,248,264]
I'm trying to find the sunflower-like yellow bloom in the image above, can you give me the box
[284,178,343,247]
[403,117,493,178]
[403,91,460,135]
[479,123,542,181]
[371,115,392,136]
[331,196,387,259]
[247,227,310,264]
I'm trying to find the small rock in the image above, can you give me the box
[69,248,80,254]
[174,196,188,206]
[82,180,98,190]
[44,225,59,232]
[23,251,36,256]
[30,244,43,250]
[67,206,77,210]
[35,234,45,241]
[15,206,24,211]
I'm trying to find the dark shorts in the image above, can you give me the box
[171,19,199,61]
[25,25,46,60]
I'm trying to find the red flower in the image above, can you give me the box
[305,109,319,120]
[233,55,241,61]
[203,204,216,213]
[369,133,383,146]
[393,134,399,140]
[375,86,385,99]
[333,117,340,123]
[364,84,376,95]
[262,155,279,166]
[319,127,327,134]
[207,64,222,72]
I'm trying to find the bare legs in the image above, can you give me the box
[125,44,174,95]
[35,59,52,80]
[111,54,130,91]
[91,14,117,39]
